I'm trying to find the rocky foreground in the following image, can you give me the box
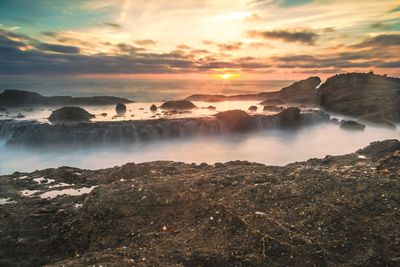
[1,139,399,266]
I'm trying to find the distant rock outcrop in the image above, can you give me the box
[160,100,197,110]
[0,90,133,107]
[48,107,95,124]
[318,72,400,124]
[259,76,321,105]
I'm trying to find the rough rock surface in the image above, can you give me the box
[318,72,400,123]
[160,100,197,110]
[48,107,95,124]
[0,90,133,107]
[0,140,399,266]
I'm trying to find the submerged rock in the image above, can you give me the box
[214,110,252,132]
[150,104,158,112]
[206,105,216,110]
[160,100,197,110]
[115,103,127,116]
[340,120,366,131]
[48,107,95,124]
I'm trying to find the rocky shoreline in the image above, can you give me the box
[0,139,399,266]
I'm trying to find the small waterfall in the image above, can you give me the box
[0,110,330,147]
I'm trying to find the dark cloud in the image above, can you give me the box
[41,31,58,37]
[352,34,400,49]
[246,29,318,45]
[104,22,122,29]
[134,39,157,46]
[36,43,80,54]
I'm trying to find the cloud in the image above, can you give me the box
[246,29,318,45]
[134,39,157,46]
[36,43,80,54]
[41,31,59,37]
[352,34,400,49]
[217,42,243,51]
[247,0,314,7]
[104,22,121,29]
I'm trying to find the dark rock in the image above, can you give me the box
[248,106,258,112]
[318,72,400,124]
[150,104,158,112]
[340,120,366,131]
[99,113,107,117]
[215,110,252,132]
[277,107,301,127]
[260,76,321,105]
[206,105,216,110]
[0,89,133,107]
[263,105,285,112]
[115,103,127,116]
[48,107,95,124]
[160,100,197,110]
[14,114,25,119]
[0,107,7,112]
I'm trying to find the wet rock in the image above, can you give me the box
[160,100,197,110]
[263,105,285,112]
[215,110,252,132]
[277,107,301,127]
[150,104,158,112]
[340,120,366,131]
[115,103,127,116]
[248,106,258,112]
[48,107,95,124]
[99,113,107,117]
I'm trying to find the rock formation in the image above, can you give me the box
[48,107,95,124]
[0,140,399,266]
[115,103,127,116]
[0,90,133,107]
[318,72,400,124]
[160,100,197,110]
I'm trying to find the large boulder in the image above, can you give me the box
[318,72,400,123]
[340,120,366,131]
[48,107,95,124]
[276,107,301,127]
[150,104,158,112]
[160,100,197,110]
[115,103,127,115]
[215,110,252,132]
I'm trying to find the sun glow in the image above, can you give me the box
[218,73,240,80]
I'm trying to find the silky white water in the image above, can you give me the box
[1,122,398,174]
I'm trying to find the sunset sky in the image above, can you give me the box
[0,0,399,79]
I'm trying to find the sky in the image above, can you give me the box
[0,0,399,79]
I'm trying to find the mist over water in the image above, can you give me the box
[0,77,399,174]
[1,123,398,175]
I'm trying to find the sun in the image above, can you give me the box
[218,73,239,80]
